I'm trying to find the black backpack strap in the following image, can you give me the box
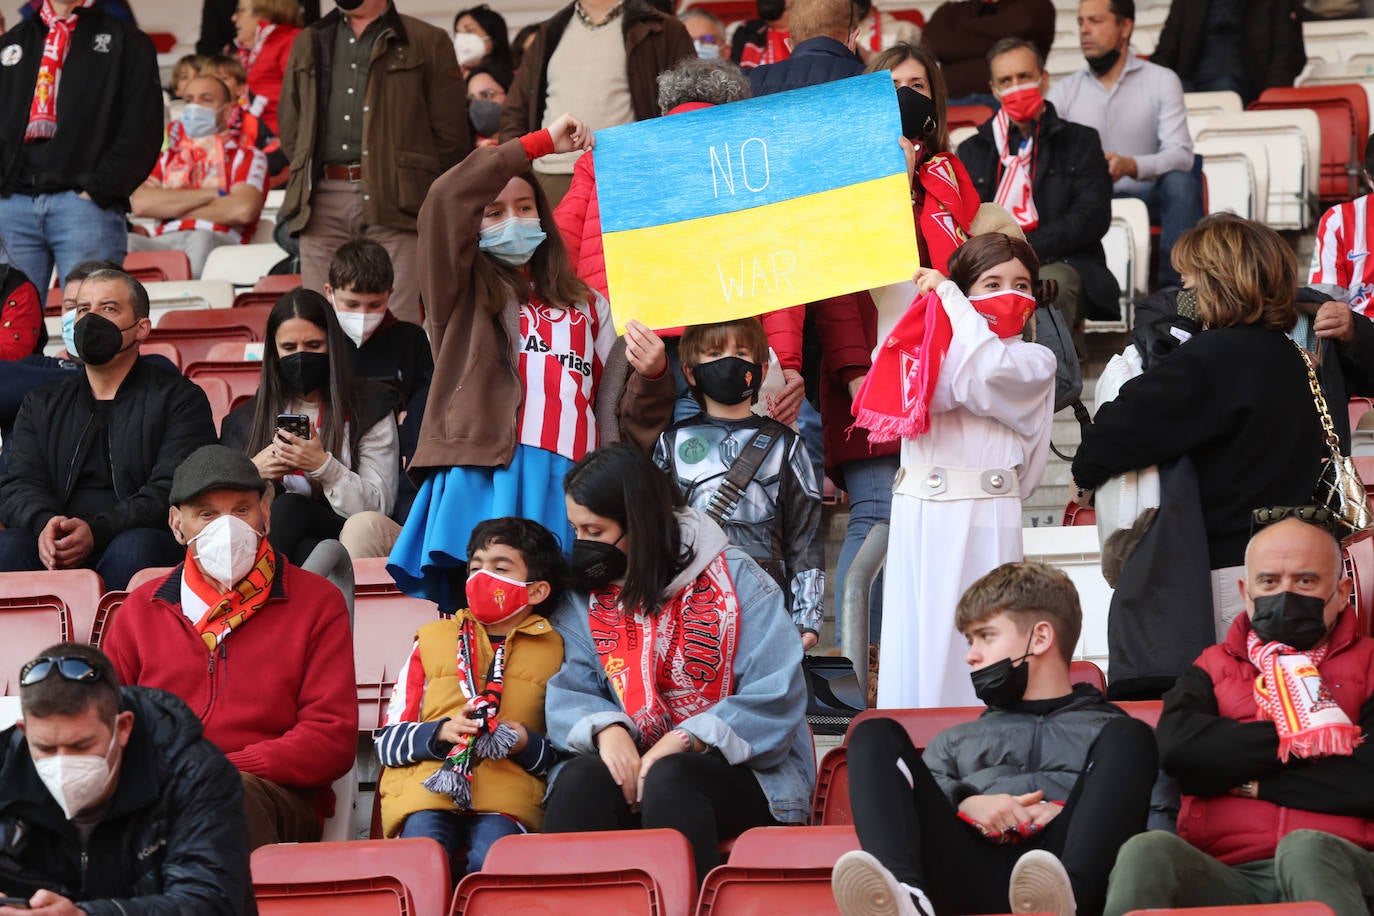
[704,418,789,526]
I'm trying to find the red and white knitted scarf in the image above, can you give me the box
[851,289,953,442]
[26,0,93,142]
[590,554,740,752]
[1247,631,1363,762]
[992,109,1039,231]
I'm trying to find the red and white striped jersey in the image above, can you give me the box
[146,134,269,244]
[1310,194,1374,315]
[382,640,427,728]
[517,293,615,462]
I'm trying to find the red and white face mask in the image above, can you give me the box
[465,569,530,626]
[997,82,1045,124]
[969,289,1037,338]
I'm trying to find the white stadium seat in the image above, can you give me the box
[1184,90,1243,118]
[202,243,290,288]
[1194,109,1320,230]
[1091,198,1149,335]
[1194,136,1270,224]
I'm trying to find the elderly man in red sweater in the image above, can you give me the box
[1104,508,1374,916]
[105,444,357,849]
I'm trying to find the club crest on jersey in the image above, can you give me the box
[93,33,112,53]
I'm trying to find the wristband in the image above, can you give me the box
[672,728,694,752]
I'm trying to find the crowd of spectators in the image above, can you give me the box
[3,0,1374,912]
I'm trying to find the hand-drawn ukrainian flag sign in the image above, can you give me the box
[595,72,919,332]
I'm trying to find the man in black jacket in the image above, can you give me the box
[0,1,162,294]
[1149,0,1305,107]
[957,38,1119,326]
[0,269,216,589]
[0,642,252,914]
[747,0,863,96]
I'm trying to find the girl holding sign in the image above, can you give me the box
[387,114,675,609]
[852,232,1057,708]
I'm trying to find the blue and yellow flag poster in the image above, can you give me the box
[595,71,920,333]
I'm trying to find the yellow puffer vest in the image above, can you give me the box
[379,609,563,836]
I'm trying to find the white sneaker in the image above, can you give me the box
[832,849,932,916]
[1008,850,1077,916]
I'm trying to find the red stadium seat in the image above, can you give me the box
[1124,905,1334,916]
[252,838,450,916]
[139,341,182,370]
[1249,85,1369,203]
[697,826,860,915]
[1070,660,1107,692]
[185,361,263,407]
[353,556,403,593]
[1063,502,1097,526]
[253,274,302,294]
[452,828,696,916]
[1349,397,1374,433]
[0,570,103,691]
[354,590,442,732]
[189,375,234,434]
[159,302,272,340]
[947,104,993,131]
[91,567,174,648]
[147,326,254,366]
[124,250,192,284]
[146,31,177,53]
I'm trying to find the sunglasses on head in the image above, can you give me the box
[19,656,100,687]
[1251,505,1337,533]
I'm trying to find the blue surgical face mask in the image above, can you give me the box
[694,38,721,59]
[179,103,220,139]
[478,216,547,267]
[61,308,77,357]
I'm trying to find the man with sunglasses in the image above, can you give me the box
[0,643,252,914]
[1105,508,1374,916]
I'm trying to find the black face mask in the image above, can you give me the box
[469,98,502,138]
[335,0,365,9]
[1086,47,1121,76]
[756,0,785,21]
[970,633,1034,708]
[279,351,331,394]
[73,313,136,366]
[693,356,763,407]
[896,85,937,141]
[1250,591,1333,650]
[569,538,628,591]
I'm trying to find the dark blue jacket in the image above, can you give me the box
[746,36,863,96]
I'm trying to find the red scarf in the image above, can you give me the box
[245,21,276,70]
[590,555,740,752]
[1247,631,1363,762]
[992,110,1039,231]
[740,26,790,69]
[26,0,93,142]
[915,152,978,273]
[161,134,230,192]
[184,538,275,652]
[851,289,952,442]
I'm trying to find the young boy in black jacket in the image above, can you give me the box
[832,562,1158,916]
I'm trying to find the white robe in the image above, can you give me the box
[877,281,1057,709]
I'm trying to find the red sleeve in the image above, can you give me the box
[554,152,596,283]
[760,305,805,372]
[101,591,143,686]
[0,277,42,361]
[222,581,358,786]
[520,129,556,160]
[815,292,875,385]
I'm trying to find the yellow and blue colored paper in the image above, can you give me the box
[594,72,920,332]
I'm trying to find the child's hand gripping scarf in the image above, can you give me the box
[423,618,521,806]
[1247,630,1363,763]
[851,289,953,442]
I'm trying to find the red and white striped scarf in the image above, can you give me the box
[991,109,1039,231]
[1247,631,1363,762]
[589,554,740,752]
[26,0,93,142]
[245,21,276,70]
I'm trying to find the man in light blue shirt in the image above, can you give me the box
[1047,0,1202,289]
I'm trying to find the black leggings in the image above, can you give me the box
[847,715,1157,916]
[268,492,345,565]
[543,752,779,885]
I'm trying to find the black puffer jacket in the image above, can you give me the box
[0,687,254,914]
[0,357,216,548]
[957,103,1121,321]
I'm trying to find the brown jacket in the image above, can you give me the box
[411,138,673,475]
[499,0,695,141]
[277,4,469,234]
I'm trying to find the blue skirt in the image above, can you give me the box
[387,445,575,609]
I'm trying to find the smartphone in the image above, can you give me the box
[275,414,311,440]
[0,899,31,909]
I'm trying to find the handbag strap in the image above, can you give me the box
[1292,338,1343,457]
[704,419,788,526]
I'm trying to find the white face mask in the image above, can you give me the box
[34,729,118,820]
[335,308,384,347]
[452,30,487,67]
[188,514,261,587]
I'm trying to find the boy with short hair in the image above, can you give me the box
[652,317,825,647]
[374,517,564,876]
[832,562,1158,916]
[326,238,434,412]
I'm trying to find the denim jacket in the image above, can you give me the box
[545,508,815,824]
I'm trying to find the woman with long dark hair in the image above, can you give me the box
[543,444,814,886]
[221,288,398,563]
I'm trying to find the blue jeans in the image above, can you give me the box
[1117,168,1203,289]
[833,456,898,646]
[398,809,524,877]
[0,191,127,291]
[795,398,825,492]
[0,526,183,591]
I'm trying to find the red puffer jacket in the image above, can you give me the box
[1160,608,1374,865]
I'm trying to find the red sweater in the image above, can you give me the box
[246,25,299,135]
[1166,609,1374,864]
[104,556,357,791]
